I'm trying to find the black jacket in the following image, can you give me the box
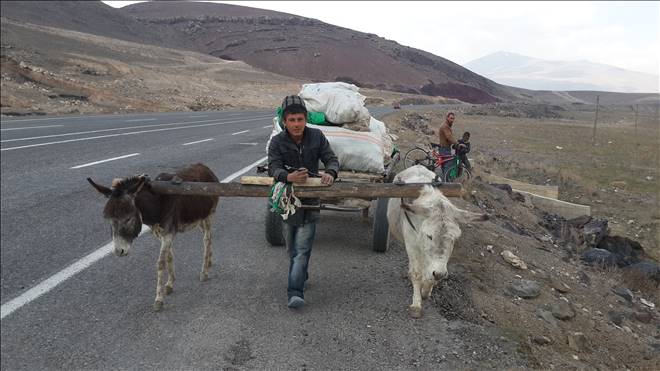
[268,126,340,225]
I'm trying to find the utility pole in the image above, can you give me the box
[591,95,600,146]
[633,104,639,165]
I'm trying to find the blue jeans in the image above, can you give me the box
[437,146,452,176]
[285,222,317,299]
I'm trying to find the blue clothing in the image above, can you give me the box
[285,222,316,300]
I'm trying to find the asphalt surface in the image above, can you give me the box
[1,107,524,370]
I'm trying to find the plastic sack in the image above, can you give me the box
[298,82,371,124]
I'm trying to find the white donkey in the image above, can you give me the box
[388,165,487,318]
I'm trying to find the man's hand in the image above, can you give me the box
[320,172,334,185]
[287,169,308,183]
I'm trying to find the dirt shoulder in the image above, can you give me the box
[383,106,659,369]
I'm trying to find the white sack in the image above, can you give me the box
[299,82,371,124]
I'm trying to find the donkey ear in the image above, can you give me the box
[127,176,147,195]
[87,178,112,197]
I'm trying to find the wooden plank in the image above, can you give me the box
[484,174,559,199]
[516,190,590,219]
[149,181,463,198]
[240,176,328,187]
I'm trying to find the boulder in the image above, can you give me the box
[508,280,542,299]
[612,287,634,302]
[551,301,575,320]
[581,248,617,267]
[623,261,660,284]
[596,236,643,267]
[581,219,608,247]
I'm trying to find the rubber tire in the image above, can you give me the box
[265,206,285,246]
[403,148,433,170]
[372,198,390,253]
[444,164,471,183]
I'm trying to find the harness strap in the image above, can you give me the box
[400,198,417,232]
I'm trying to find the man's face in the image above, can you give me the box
[447,114,455,125]
[284,112,306,138]
[463,134,470,141]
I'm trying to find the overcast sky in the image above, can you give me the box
[104,1,659,75]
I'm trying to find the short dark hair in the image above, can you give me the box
[447,112,455,117]
[463,131,470,137]
[283,104,307,120]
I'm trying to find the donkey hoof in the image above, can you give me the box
[200,272,208,282]
[408,306,423,319]
[153,300,164,312]
[165,286,173,295]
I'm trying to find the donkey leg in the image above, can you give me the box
[199,217,213,282]
[165,247,175,295]
[154,235,173,311]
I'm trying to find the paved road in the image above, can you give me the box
[0,108,523,370]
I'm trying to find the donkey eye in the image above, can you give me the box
[426,235,433,240]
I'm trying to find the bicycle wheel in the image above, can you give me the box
[403,147,433,170]
[444,163,471,183]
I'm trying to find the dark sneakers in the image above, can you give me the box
[287,296,305,309]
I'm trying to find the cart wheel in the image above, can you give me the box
[372,198,390,253]
[265,205,285,246]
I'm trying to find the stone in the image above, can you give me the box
[501,250,528,270]
[581,248,616,267]
[550,278,571,293]
[551,301,575,320]
[612,287,634,302]
[531,335,552,345]
[508,280,541,299]
[582,219,608,247]
[623,262,660,284]
[537,308,558,327]
[567,332,589,352]
[633,311,653,324]
[608,311,625,327]
[596,236,643,267]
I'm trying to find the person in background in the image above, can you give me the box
[454,131,471,171]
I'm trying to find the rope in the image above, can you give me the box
[268,182,302,220]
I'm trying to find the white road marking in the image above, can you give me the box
[238,142,258,146]
[126,118,156,122]
[188,115,208,118]
[262,125,272,129]
[1,116,272,151]
[0,226,150,320]
[70,153,140,169]
[231,130,249,135]
[182,138,214,146]
[220,156,267,183]
[0,156,268,320]
[0,114,123,123]
[1,125,63,131]
[2,118,220,143]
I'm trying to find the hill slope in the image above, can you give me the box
[1,1,520,103]
[465,51,659,94]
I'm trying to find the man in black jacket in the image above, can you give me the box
[268,95,340,309]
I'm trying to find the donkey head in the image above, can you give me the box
[88,176,147,256]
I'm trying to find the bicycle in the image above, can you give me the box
[402,143,471,183]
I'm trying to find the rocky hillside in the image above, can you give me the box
[1,0,520,104]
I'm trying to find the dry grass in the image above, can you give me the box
[381,106,660,260]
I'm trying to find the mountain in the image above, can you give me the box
[465,51,658,94]
[1,1,521,103]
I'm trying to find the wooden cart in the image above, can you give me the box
[148,164,462,253]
